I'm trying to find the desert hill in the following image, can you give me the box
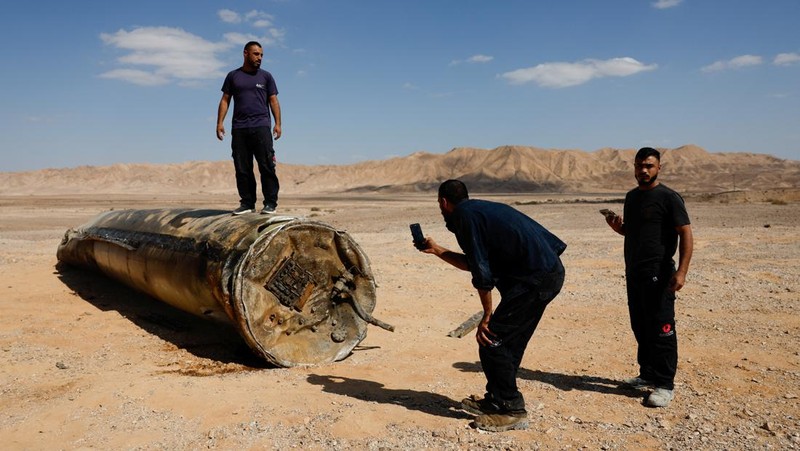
[1,145,798,195]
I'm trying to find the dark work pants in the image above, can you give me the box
[626,269,678,390]
[231,126,279,209]
[479,262,565,413]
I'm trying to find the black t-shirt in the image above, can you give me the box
[623,184,690,275]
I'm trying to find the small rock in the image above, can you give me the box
[56,361,68,370]
[761,422,775,432]
[784,393,798,399]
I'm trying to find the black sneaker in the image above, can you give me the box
[232,205,255,215]
[461,395,503,416]
[260,205,276,214]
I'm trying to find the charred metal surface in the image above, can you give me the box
[266,256,315,310]
[57,208,392,367]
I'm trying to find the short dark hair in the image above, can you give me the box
[244,41,262,52]
[438,179,469,204]
[635,147,660,161]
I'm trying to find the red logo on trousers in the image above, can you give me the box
[662,323,672,334]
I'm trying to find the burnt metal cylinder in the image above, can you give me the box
[57,208,387,367]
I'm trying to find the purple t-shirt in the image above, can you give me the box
[221,68,278,129]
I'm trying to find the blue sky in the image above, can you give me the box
[1,0,798,172]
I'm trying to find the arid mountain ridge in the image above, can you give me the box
[2,144,798,195]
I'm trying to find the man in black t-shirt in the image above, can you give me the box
[605,147,693,408]
[216,41,282,215]
[419,179,566,431]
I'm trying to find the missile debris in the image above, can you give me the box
[57,208,392,367]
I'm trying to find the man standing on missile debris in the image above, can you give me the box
[418,179,566,432]
[217,41,282,215]
[605,147,693,408]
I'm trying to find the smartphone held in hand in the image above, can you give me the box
[409,223,428,249]
[599,209,617,219]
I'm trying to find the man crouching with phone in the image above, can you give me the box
[416,179,567,432]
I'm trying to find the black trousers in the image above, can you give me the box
[231,126,279,208]
[479,262,565,413]
[626,268,678,390]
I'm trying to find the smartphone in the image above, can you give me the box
[409,223,427,249]
[599,208,617,219]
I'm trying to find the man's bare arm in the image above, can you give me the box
[216,93,231,140]
[475,288,498,347]
[670,224,693,292]
[269,95,281,139]
[419,237,469,271]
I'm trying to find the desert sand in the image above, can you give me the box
[1,188,798,450]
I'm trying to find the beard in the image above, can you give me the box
[441,210,457,233]
[637,173,658,187]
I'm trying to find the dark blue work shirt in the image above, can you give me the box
[446,199,566,299]
[221,68,278,129]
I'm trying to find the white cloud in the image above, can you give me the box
[701,54,763,72]
[450,54,494,66]
[223,32,261,46]
[99,11,288,87]
[774,52,800,66]
[500,57,657,88]
[267,28,286,43]
[245,10,275,28]
[728,54,763,67]
[652,0,683,9]
[221,9,285,47]
[218,9,241,24]
[223,31,284,50]
[99,27,231,86]
[467,54,493,64]
[99,68,171,86]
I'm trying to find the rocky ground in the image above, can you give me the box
[1,193,798,450]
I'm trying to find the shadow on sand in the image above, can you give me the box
[55,262,271,368]
[453,361,645,399]
[307,374,473,420]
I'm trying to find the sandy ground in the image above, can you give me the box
[1,193,798,450]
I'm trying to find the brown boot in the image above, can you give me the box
[473,411,529,432]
